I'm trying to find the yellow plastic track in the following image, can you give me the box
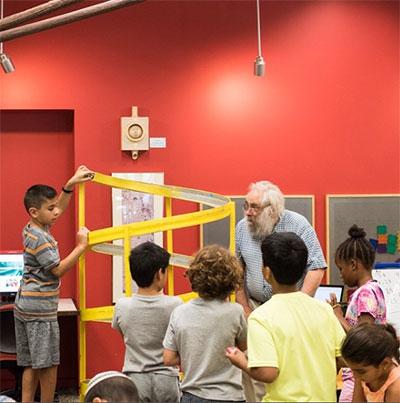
[78,172,235,398]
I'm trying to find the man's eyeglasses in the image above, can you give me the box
[242,201,269,213]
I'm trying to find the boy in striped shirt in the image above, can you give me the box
[14,165,93,403]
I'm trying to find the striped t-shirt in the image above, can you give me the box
[14,223,61,322]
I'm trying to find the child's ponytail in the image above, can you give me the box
[335,224,375,268]
[383,323,400,363]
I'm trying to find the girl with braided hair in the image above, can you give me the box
[328,224,387,402]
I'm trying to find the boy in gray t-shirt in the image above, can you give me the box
[112,242,182,403]
[163,245,247,403]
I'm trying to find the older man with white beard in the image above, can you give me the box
[235,181,327,402]
[235,181,326,319]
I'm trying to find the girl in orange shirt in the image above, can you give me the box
[341,323,400,402]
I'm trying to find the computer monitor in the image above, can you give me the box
[314,284,344,303]
[0,251,23,297]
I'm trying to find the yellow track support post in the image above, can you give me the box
[228,201,236,302]
[228,201,235,255]
[123,230,132,296]
[78,183,87,398]
[165,197,174,296]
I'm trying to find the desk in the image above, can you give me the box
[0,297,78,315]
[58,298,78,316]
[58,299,79,389]
[0,298,79,390]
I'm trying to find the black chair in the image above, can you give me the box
[0,305,22,402]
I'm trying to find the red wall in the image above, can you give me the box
[1,0,399,379]
[0,111,76,298]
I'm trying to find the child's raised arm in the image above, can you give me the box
[328,292,351,332]
[57,165,94,215]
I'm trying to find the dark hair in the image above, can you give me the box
[335,225,375,269]
[341,323,400,366]
[84,374,138,402]
[261,232,308,285]
[186,244,243,299]
[129,242,170,288]
[23,185,57,213]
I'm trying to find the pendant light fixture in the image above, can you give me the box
[254,0,265,77]
[0,0,15,73]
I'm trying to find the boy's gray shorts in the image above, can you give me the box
[126,372,180,403]
[14,317,60,369]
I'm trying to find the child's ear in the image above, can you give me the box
[29,207,38,218]
[157,268,165,280]
[350,259,358,271]
[381,356,392,371]
[155,268,161,280]
[262,266,271,281]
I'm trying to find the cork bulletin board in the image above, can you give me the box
[326,195,400,284]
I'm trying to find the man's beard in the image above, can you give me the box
[247,209,277,239]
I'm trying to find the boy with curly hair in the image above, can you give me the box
[163,245,247,403]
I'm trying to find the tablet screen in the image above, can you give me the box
[314,285,343,303]
[0,251,23,295]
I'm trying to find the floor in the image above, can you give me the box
[0,389,80,403]
[59,392,80,403]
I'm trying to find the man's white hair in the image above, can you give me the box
[249,180,285,219]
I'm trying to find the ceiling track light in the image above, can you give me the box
[254,0,265,77]
[0,0,15,73]
[0,52,14,73]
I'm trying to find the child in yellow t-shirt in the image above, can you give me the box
[226,232,345,402]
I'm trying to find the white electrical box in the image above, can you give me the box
[121,106,149,159]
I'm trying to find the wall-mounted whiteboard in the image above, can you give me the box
[201,195,314,249]
[326,195,400,285]
[372,267,400,334]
